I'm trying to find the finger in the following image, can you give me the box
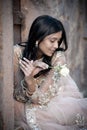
[20,65,27,74]
[19,60,26,69]
[28,61,34,67]
[22,59,34,69]
[34,62,49,69]
[32,68,43,76]
[31,60,33,64]
[20,59,34,71]
[20,65,33,76]
[20,59,29,68]
[40,63,49,69]
[23,57,30,64]
[20,61,35,76]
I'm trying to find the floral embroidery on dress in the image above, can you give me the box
[53,64,69,77]
[75,113,85,127]
[40,64,69,104]
[14,46,87,130]
[32,52,69,106]
[26,104,41,130]
[31,63,69,107]
[14,44,22,60]
[26,63,70,129]
[26,53,69,129]
[75,113,87,130]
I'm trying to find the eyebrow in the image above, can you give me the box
[48,37,60,41]
[50,37,58,39]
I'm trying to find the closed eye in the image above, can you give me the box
[50,40,55,43]
[50,39,60,43]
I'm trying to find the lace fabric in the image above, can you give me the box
[14,44,87,130]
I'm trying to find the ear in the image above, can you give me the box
[35,41,38,47]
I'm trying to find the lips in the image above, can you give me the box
[50,50,55,53]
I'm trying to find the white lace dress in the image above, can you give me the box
[14,44,87,130]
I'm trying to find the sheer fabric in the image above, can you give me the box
[14,44,87,130]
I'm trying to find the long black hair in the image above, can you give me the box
[22,15,68,77]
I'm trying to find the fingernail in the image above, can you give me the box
[19,59,21,64]
[31,60,33,63]
[46,64,49,68]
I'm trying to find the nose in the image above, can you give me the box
[53,42,58,49]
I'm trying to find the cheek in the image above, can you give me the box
[39,41,48,50]
[39,42,50,54]
[39,44,47,53]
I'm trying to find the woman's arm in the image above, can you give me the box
[13,45,32,103]
[13,45,49,103]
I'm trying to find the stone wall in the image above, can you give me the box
[0,0,3,129]
[0,0,86,129]
[21,0,87,96]
[0,0,14,129]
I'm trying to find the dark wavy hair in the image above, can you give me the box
[22,15,68,77]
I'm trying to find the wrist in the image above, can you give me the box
[25,75,34,84]
[24,76,36,92]
[21,79,35,96]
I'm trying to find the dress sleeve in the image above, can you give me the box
[31,51,83,105]
[13,45,32,103]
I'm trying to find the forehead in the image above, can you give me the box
[45,31,62,40]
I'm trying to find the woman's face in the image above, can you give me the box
[38,31,62,57]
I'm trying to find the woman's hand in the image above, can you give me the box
[19,58,35,93]
[19,58,49,77]
[19,58,34,77]
[32,60,49,75]
[33,60,49,69]
[19,57,49,93]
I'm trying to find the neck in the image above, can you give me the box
[36,49,43,60]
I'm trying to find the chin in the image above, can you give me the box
[44,52,54,57]
[46,53,53,57]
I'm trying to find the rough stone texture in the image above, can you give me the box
[0,0,86,129]
[82,0,87,96]
[0,0,14,129]
[21,0,87,96]
[0,1,3,129]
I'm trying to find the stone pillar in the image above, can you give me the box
[0,0,14,129]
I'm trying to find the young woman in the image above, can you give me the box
[14,15,87,130]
